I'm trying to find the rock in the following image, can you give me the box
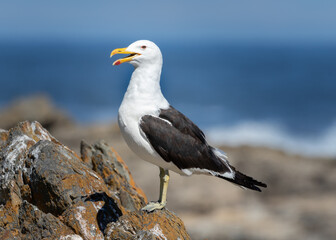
[27,140,108,216]
[0,192,21,239]
[81,140,147,212]
[0,129,8,145]
[62,200,105,240]
[0,121,52,204]
[19,201,76,240]
[0,95,73,131]
[105,209,191,240]
[62,193,122,240]
[0,121,190,239]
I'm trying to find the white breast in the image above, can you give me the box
[118,96,180,170]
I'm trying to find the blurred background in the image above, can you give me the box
[1,1,336,239]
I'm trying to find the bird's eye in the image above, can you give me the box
[141,45,147,49]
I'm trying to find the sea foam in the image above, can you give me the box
[206,121,336,158]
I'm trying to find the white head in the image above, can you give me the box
[110,40,162,68]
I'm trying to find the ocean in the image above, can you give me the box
[0,40,336,157]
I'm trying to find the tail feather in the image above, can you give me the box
[211,147,267,192]
[218,170,267,192]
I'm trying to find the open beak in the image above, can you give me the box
[110,48,140,66]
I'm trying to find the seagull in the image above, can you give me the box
[110,40,267,212]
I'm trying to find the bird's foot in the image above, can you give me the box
[141,201,166,212]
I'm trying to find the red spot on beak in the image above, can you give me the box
[115,60,121,65]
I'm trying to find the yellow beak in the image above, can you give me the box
[110,48,139,65]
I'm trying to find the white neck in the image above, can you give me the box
[121,62,169,112]
[129,64,162,96]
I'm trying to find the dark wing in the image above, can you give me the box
[139,108,230,173]
[158,106,206,144]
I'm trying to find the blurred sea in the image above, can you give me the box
[0,40,336,157]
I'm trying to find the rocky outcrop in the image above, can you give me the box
[0,95,73,131]
[0,121,190,240]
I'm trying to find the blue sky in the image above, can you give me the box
[1,0,336,43]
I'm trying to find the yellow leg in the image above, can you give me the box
[142,167,170,212]
[159,167,170,204]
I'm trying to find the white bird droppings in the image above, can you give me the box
[59,234,83,240]
[149,224,167,240]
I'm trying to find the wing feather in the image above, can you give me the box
[158,106,206,144]
[139,110,230,173]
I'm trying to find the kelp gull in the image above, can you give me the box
[110,40,267,212]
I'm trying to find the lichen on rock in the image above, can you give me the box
[0,121,190,239]
[105,210,191,240]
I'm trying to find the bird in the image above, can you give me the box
[110,40,267,212]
